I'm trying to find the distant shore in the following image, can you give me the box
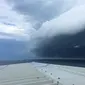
[0,58,85,67]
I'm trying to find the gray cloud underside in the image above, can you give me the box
[32,29,85,58]
[7,0,75,29]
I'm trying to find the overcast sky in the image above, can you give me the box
[1,0,85,58]
[0,0,84,40]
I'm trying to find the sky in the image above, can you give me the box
[0,0,85,40]
[1,0,85,59]
[0,0,35,40]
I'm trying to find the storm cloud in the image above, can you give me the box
[32,3,85,58]
[7,0,85,58]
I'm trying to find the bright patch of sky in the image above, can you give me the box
[0,0,35,40]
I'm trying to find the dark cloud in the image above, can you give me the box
[31,4,85,59]
[3,22,16,26]
[6,0,85,59]
[7,0,62,20]
[33,29,85,58]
